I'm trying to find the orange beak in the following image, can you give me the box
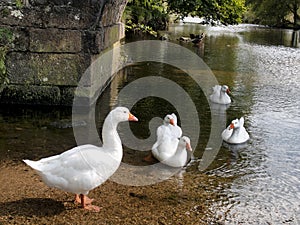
[128,113,138,122]
[226,88,231,94]
[229,123,234,130]
[169,118,175,126]
[186,143,192,151]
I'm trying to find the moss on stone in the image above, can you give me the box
[0,85,61,105]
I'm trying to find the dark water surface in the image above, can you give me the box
[1,23,299,224]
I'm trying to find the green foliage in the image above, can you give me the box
[245,0,300,28]
[125,20,158,36]
[0,28,13,44]
[0,49,6,76]
[166,0,246,25]
[124,0,246,35]
[15,0,24,9]
[124,0,169,35]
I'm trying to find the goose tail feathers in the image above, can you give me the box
[23,159,42,171]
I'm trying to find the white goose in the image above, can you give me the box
[222,117,249,144]
[23,107,138,212]
[162,136,192,167]
[168,113,182,139]
[151,128,179,163]
[209,85,231,104]
[144,114,176,162]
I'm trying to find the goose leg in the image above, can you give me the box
[80,194,101,212]
[74,194,94,205]
[143,152,156,163]
[74,194,81,204]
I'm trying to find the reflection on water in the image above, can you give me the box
[0,23,299,223]
[0,105,76,161]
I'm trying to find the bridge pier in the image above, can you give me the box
[0,0,128,105]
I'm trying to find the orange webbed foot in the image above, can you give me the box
[80,194,100,212]
[143,153,157,163]
[83,204,102,212]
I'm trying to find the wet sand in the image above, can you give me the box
[0,160,226,224]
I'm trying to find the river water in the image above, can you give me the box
[161,23,300,224]
[1,23,299,224]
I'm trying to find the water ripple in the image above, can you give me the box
[211,41,300,224]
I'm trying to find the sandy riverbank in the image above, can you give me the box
[0,160,228,224]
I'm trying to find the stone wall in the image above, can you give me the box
[0,0,128,105]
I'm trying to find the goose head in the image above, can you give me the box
[178,136,192,151]
[164,114,175,126]
[221,85,230,94]
[229,117,244,130]
[111,107,138,123]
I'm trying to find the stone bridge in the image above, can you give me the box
[0,0,128,105]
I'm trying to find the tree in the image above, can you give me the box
[245,0,300,29]
[166,0,246,25]
[123,0,169,36]
[124,0,247,36]
[285,0,300,28]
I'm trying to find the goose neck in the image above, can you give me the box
[102,114,122,151]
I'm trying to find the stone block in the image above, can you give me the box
[6,52,90,86]
[82,30,103,54]
[60,86,75,106]
[0,7,44,27]
[101,0,127,27]
[0,84,61,105]
[44,6,96,29]
[0,26,29,51]
[29,0,48,5]
[29,28,82,53]
[103,23,125,49]
[11,27,30,51]
[0,6,95,29]
[29,0,96,7]
[6,53,35,84]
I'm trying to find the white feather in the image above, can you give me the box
[23,107,136,195]
[209,85,231,104]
